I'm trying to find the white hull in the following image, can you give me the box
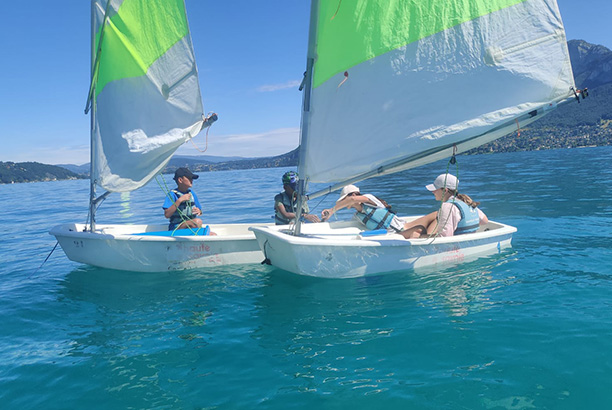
[250,218,516,278]
[50,223,272,272]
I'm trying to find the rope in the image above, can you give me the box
[155,175,202,236]
[331,0,343,20]
[189,113,217,153]
[337,71,349,89]
[28,241,59,280]
[189,125,212,153]
[423,146,460,240]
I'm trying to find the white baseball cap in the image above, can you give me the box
[426,173,458,192]
[337,185,360,202]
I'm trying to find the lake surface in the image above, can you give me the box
[1,146,611,409]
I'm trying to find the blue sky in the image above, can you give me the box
[0,0,610,165]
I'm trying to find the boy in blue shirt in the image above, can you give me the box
[163,167,203,230]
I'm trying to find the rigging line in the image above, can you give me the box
[83,190,111,232]
[331,0,343,20]
[261,240,271,265]
[306,192,331,216]
[27,241,60,280]
[189,125,211,153]
[337,71,349,88]
[189,113,218,153]
[515,119,521,137]
[155,175,202,236]
[423,154,461,241]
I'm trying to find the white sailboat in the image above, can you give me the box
[251,0,584,278]
[50,0,270,272]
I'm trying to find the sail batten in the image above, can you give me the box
[299,0,575,186]
[91,0,204,192]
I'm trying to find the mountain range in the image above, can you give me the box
[468,40,612,154]
[3,40,611,184]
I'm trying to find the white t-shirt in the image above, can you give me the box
[435,196,486,237]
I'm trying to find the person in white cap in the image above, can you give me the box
[402,173,488,237]
[321,185,418,235]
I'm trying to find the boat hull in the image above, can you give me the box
[50,223,271,272]
[250,219,516,278]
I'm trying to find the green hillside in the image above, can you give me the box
[0,162,84,184]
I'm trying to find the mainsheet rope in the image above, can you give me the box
[155,174,205,236]
[423,147,461,241]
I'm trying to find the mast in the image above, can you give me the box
[88,0,97,232]
[85,0,112,231]
[294,0,320,236]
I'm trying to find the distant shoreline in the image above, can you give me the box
[3,143,611,185]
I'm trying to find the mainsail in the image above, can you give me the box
[300,0,575,194]
[88,0,205,192]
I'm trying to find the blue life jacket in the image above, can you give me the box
[356,204,395,231]
[169,189,195,229]
[450,199,480,235]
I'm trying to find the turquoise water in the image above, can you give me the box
[1,147,612,409]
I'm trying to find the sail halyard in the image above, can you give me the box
[297,0,576,201]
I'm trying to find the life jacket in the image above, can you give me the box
[275,191,296,225]
[356,204,395,231]
[450,199,480,235]
[169,189,195,229]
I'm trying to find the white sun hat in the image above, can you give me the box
[337,185,360,202]
[426,173,458,191]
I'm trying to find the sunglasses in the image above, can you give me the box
[347,192,360,197]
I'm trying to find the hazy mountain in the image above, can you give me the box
[567,40,612,88]
[57,163,90,175]
[172,155,252,164]
[163,148,299,174]
[0,161,85,184]
[468,40,612,154]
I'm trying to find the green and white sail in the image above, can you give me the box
[90,0,205,192]
[300,0,575,189]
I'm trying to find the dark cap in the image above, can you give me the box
[282,171,298,190]
[174,167,199,181]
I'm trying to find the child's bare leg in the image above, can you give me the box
[177,218,203,230]
[400,225,427,238]
[399,211,438,238]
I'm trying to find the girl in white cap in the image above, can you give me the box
[321,185,416,235]
[401,173,488,237]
